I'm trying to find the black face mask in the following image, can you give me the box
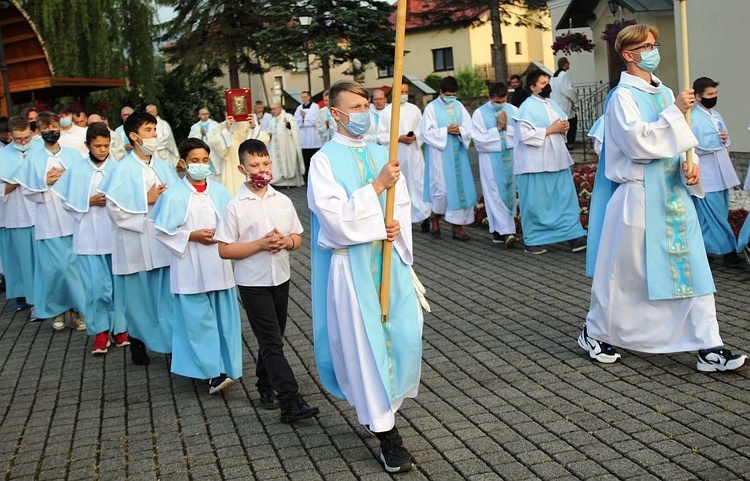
[539,84,552,98]
[29,121,37,131]
[41,130,61,144]
[0,138,10,145]
[699,96,717,109]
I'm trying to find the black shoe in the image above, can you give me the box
[723,251,744,268]
[569,235,587,252]
[0,275,5,293]
[209,374,234,394]
[502,234,517,249]
[130,338,150,366]
[430,219,441,238]
[378,430,413,473]
[259,391,280,410]
[420,219,430,233]
[492,232,504,244]
[279,396,319,423]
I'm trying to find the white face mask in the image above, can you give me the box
[135,134,158,156]
[400,94,408,105]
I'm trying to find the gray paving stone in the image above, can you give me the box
[3,177,750,481]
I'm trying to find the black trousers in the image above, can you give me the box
[238,281,298,404]
[302,148,318,183]
[567,116,578,145]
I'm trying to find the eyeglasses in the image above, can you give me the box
[628,43,660,53]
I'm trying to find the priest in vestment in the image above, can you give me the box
[188,108,225,183]
[376,82,431,229]
[218,114,270,196]
[582,24,745,372]
[419,76,476,241]
[145,105,180,167]
[268,103,305,187]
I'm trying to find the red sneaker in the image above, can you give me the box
[113,332,130,347]
[92,332,110,355]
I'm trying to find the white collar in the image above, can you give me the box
[619,71,663,94]
[332,132,366,147]
[238,182,277,200]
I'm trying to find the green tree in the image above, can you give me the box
[157,0,265,89]
[416,0,549,83]
[252,0,395,91]
[155,65,226,145]
[20,0,159,111]
[454,67,488,97]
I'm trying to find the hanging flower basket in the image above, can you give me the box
[552,32,595,55]
[601,18,637,44]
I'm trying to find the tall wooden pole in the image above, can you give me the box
[379,0,407,323]
[678,0,693,169]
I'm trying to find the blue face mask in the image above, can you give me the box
[491,101,505,111]
[13,142,31,153]
[186,163,212,181]
[335,109,371,138]
[637,49,660,73]
[59,117,73,128]
[442,95,456,104]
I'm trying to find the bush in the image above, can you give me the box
[454,66,488,97]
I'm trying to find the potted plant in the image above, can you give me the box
[602,18,637,44]
[552,32,595,55]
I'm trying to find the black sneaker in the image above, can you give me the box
[578,326,621,363]
[697,348,747,372]
[492,232,504,244]
[209,374,234,394]
[130,338,150,366]
[259,390,280,410]
[723,251,744,268]
[420,219,430,233]
[502,234,517,249]
[524,245,547,255]
[279,396,319,423]
[569,235,587,253]
[379,430,413,473]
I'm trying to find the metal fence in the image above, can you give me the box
[574,81,610,161]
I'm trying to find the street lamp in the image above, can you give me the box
[298,14,313,94]
[608,0,619,16]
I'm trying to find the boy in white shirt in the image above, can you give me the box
[16,111,86,330]
[53,122,128,354]
[215,139,318,422]
[97,111,179,365]
[152,138,241,394]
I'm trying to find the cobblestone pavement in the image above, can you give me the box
[2,184,750,481]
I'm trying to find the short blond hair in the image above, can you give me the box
[329,80,369,109]
[615,24,659,56]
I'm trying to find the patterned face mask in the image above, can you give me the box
[242,166,273,189]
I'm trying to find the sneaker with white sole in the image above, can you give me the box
[378,430,413,473]
[697,348,747,372]
[72,313,87,331]
[578,326,621,363]
[524,245,547,255]
[51,314,66,330]
[208,374,234,394]
[29,307,38,322]
[92,332,110,355]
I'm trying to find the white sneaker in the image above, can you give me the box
[72,312,87,331]
[51,314,66,330]
[578,326,621,363]
[29,307,38,322]
[697,349,747,372]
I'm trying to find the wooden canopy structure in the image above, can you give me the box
[0,0,126,116]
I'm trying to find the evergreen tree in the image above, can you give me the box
[156,65,226,145]
[157,0,265,89]
[416,0,549,83]
[253,0,395,91]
